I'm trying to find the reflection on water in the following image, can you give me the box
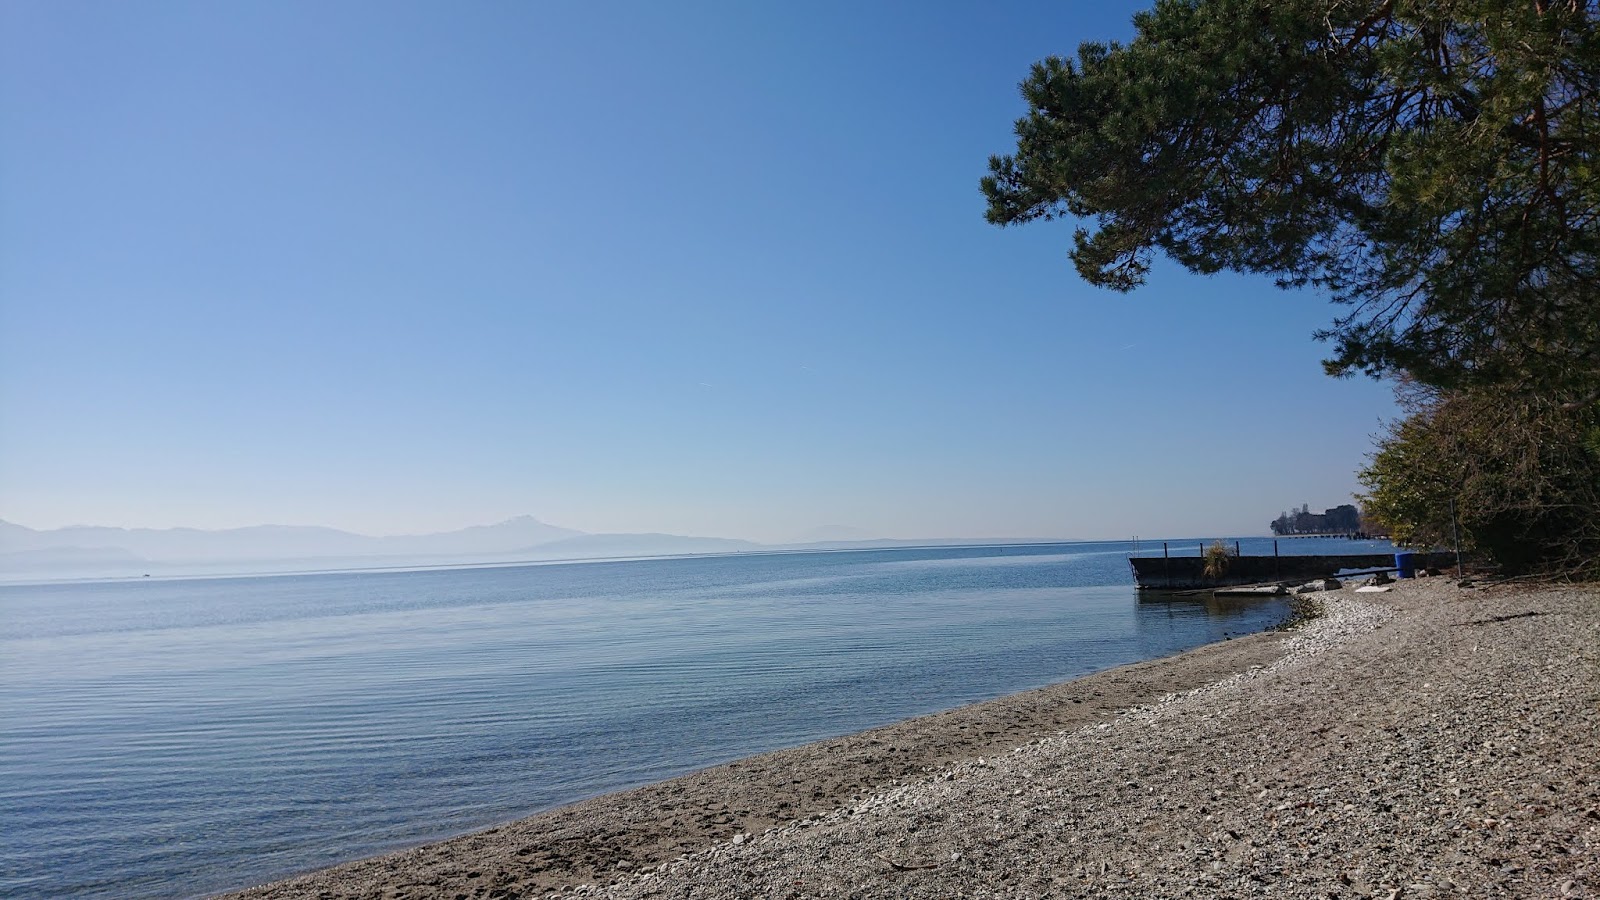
[1135,590,1293,622]
[2,542,1294,899]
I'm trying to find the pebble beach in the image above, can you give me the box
[228,578,1598,899]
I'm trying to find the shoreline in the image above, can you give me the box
[227,579,1598,897]
[225,604,1302,897]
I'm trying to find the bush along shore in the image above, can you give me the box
[228,579,1597,899]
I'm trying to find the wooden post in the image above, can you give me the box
[1450,498,1464,578]
[1163,542,1170,589]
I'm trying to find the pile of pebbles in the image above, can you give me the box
[577,580,1598,899]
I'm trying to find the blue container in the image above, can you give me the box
[1394,551,1416,578]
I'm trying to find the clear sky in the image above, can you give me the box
[0,1,1398,543]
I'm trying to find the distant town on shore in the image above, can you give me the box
[1269,503,1362,536]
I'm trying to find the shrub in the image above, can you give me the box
[1359,385,1600,578]
[1202,540,1232,579]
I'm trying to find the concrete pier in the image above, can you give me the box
[1128,552,1456,591]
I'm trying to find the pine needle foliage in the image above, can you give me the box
[983,0,1600,397]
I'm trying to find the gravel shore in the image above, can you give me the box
[229,579,1597,899]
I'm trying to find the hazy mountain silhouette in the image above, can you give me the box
[0,517,1069,580]
[0,516,579,562]
[0,517,774,579]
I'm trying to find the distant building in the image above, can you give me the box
[1270,503,1362,536]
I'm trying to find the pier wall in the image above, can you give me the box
[1128,552,1458,590]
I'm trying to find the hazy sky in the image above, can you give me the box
[0,1,1398,543]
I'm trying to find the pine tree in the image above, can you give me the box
[983,0,1600,397]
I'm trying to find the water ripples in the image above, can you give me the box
[0,542,1311,898]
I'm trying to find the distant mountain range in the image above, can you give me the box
[0,516,1068,581]
[0,516,765,579]
[0,514,572,560]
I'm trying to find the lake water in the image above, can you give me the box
[0,538,1388,898]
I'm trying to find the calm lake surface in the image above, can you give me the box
[0,538,1390,898]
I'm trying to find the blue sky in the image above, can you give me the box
[0,1,1397,543]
